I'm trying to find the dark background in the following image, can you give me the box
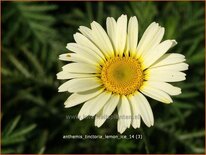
[1,1,205,154]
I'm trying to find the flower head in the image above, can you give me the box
[57,15,188,134]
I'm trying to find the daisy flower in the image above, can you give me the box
[57,15,188,134]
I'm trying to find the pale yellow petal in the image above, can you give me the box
[95,94,119,127]
[64,88,104,108]
[58,77,102,92]
[78,91,111,120]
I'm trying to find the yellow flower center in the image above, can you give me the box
[101,57,144,95]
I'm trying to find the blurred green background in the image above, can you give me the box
[1,1,205,154]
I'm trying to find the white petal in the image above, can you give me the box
[117,95,131,133]
[117,119,128,134]
[116,15,127,56]
[73,33,106,61]
[140,27,165,59]
[66,43,103,65]
[150,53,186,68]
[128,16,138,57]
[106,17,117,52]
[145,70,186,82]
[91,21,114,58]
[78,26,92,39]
[78,91,111,120]
[57,71,97,80]
[132,92,154,127]
[78,26,111,58]
[59,53,73,61]
[140,85,173,104]
[142,40,177,70]
[124,34,129,57]
[137,22,163,58]
[95,94,120,127]
[143,81,181,96]
[59,53,99,65]
[128,95,141,129]
[58,77,102,92]
[64,88,104,108]
[59,53,71,61]
[147,63,189,72]
[59,53,95,64]
[62,63,100,74]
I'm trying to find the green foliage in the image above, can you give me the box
[2,116,36,153]
[1,1,205,154]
